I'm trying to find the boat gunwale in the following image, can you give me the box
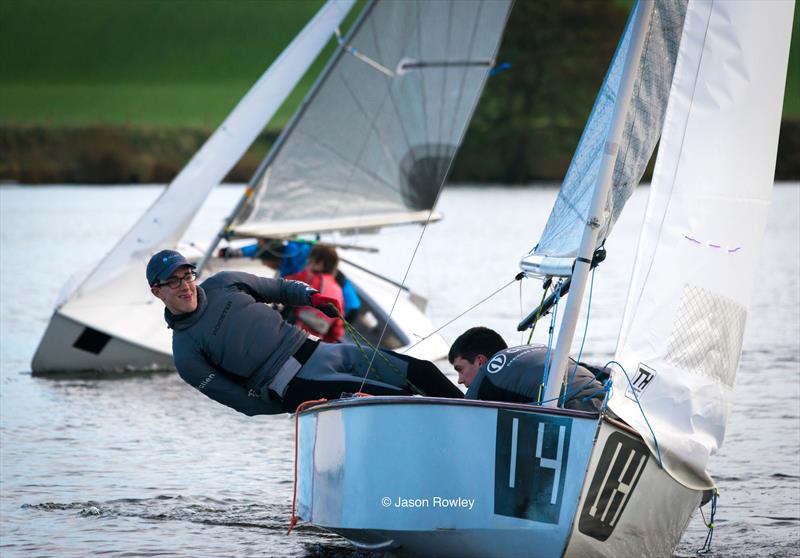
[295,396,645,441]
[295,395,602,420]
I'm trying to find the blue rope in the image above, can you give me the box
[552,356,613,409]
[531,379,611,408]
[605,360,663,468]
[538,281,563,404]
[561,267,596,406]
[697,488,719,554]
[600,379,612,413]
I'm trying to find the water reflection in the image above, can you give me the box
[1,185,798,557]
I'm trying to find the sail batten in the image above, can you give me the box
[231,0,512,239]
[231,210,443,239]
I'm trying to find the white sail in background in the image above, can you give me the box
[520,0,687,277]
[609,0,794,490]
[71,0,354,298]
[230,0,512,239]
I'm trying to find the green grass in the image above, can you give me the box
[0,0,347,128]
[0,0,797,129]
[0,81,312,128]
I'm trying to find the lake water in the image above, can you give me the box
[1,184,798,557]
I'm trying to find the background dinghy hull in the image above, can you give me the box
[32,257,447,374]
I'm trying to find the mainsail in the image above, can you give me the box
[229,0,512,239]
[520,0,687,277]
[610,0,794,490]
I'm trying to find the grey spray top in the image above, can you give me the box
[166,271,314,415]
[465,345,605,412]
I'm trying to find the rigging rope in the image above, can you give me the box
[526,283,550,344]
[519,277,525,346]
[349,274,521,392]
[401,274,523,355]
[287,397,329,535]
[561,267,596,406]
[337,308,424,395]
[697,488,720,554]
[539,281,563,404]
[604,359,663,468]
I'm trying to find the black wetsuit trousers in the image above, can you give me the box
[282,343,463,411]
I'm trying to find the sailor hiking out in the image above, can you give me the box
[147,250,462,415]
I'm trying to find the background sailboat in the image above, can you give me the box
[294,0,794,555]
[31,0,353,373]
[31,0,510,373]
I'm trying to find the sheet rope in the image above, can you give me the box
[697,488,719,554]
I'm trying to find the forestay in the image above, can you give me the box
[610,0,794,490]
[520,0,687,277]
[229,0,512,239]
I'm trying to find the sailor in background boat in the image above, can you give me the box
[147,250,462,416]
[218,238,310,275]
[449,327,605,412]
[283,244,345,343]
[221,239,363,321]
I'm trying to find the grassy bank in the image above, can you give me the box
[3,118,798,184]
[0,0,337,129]
[0,125,275,183]
[1,0,797,183]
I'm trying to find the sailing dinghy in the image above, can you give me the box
[31,0,505,373]
[293,0,794,555]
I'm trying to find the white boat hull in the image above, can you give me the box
[563,417,700,557]
[32,256,447,374]
[31,310,174,373]
[295,398,701,557]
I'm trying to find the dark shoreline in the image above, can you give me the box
[2,119,798,185]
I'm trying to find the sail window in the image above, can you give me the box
[665,284,746,388]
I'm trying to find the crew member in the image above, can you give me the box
[449,327,605,412]
[148,250,463,416]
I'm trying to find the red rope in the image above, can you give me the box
[287,398,328,535]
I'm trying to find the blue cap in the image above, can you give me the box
[146,250,195,286]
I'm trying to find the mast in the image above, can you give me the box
[542,0,654,408]
[196,1,377,275]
